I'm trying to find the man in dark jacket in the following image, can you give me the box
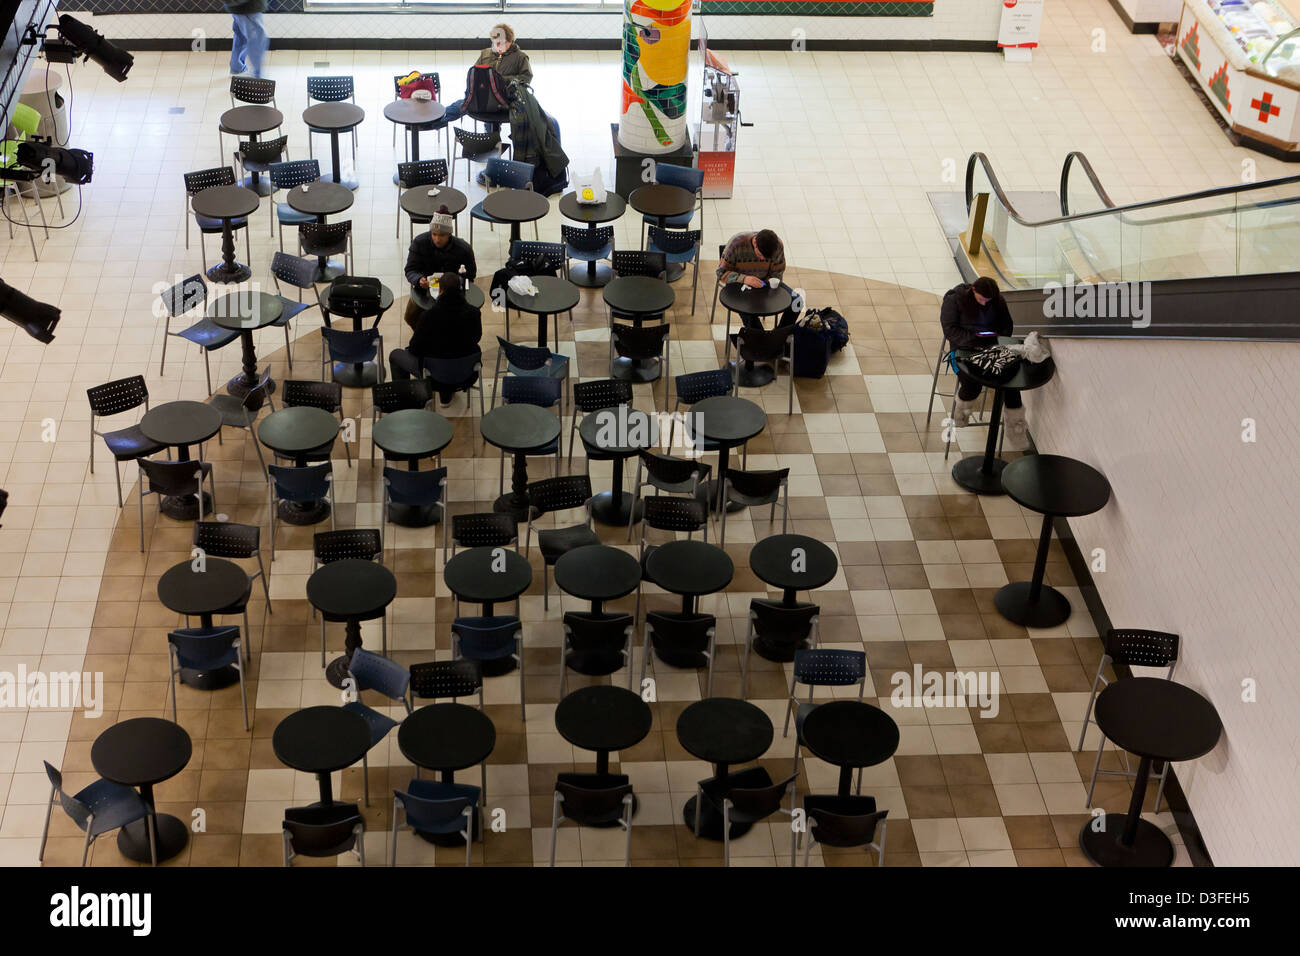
[403,209,477,326]
[390,273,483,404]
[939,276,1026,445]
[224,0,268,78]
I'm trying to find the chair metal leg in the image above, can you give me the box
[1085,736,1106,808]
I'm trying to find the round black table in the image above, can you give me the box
[444,545,532,617]
[558,190,627,287]
[628,183,694,280]
[480,403,562,521]
[286,181,354,282]
[950,347,1057,495]
[578,409,653,525]
[302,102,364,190]
[554,544,641,616]
[996,454,1111,628]
[398,703,495,844]
[139,401,223,520]
[482,188,549,244]
[189,184,260,284]
[321,282,394,386]
[400,184,469,221]
[555,684,651,789]
[91,717,192,863]
[257,406,340,523]
[719,283,794,387]
[208,290,284,405]
[219,104,283,194]
[1079,678,1221,868]
[603,275,675,382]
[374,409,454,527]
[748,533,839,661]
[801,700,900,797]
[410,281,485,313]
[505,274,579,351]
[307,558,397,688]
[383,98,446,163]
[695,395,767,513]
[645,539,733,617]
[677,698,774,839]
[272,706,371,806]
[157,556,251,688]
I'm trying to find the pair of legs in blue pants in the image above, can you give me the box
[231,14,269,78]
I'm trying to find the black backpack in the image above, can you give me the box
[463,65,510,117]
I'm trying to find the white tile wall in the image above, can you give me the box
[1027,336,1300,867]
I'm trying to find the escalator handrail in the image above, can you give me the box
[1059,151,1116,216]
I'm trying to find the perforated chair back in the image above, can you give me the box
[527,474,592,516]
[484,156,534,189]
[269,159,321,190]
[454,127,501,159]
[271,252,320,291]
[299,221,351,256]
[87,375,149,418]
[42,762,93,832]
[642,494,708,533]
[314,528,381,563]
[452,616,522,660]
[674,367,733,405]
[726,468,788,503]
[451,512,517,549]
[751,599,819,644]
[555,776,634,827]
[268,463,333,503]
[508,240,564,272]
[793,648,866,688]
[184,166,237,196]
[409,659,482,700]
[648,226,701,257]
[397,159,448,189]
[395,786,477,832]
[561,224,613,254]
[238,135,288,166]
[283,380,343,413]
[1105,629,1179,670]
[393,72,442,101]
[496,337,555,373]
[283,803,363,858]
[573,378,632,413]
[736,324,794,364]
[611,322,669,361]
[501,375,562,409]
[231,75,276,105]
[307,75,355,103]
[159,273,207,318]
[612,250,667,279]
[348,647,411,699]
[373,379,433,413]
[639,449,708,490]
[194,520,260,559]
[652,162,704,195]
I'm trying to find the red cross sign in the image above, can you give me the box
[1251,92,1282,123]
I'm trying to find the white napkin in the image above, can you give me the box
[508,275,539,297]
[1007,331,1051,363]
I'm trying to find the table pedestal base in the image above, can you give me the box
[226,370,276,405]
[118,813,189,863]
[325,654,353,689]
[731,360,774,389]
[205,262,252,284]
[1079,815,1174,867]
[951,455,1008,495]
[995,581,1072,628]
[332,361,379,388]
[682,794,752,841]
[565,647,628,677]
[241,174,274,197]
[569,262,613,289]
[388,502,442,527]
[278,499,330,526]
[310,259,347,283]
[665,262,686,282]
[160,491,213,521]
[590,490,642,527]
[611,356,662,383]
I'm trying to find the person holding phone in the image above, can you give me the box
[716,229,798,329]
[939,276,1026,446]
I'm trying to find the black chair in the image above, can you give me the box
[269,251,325,371]
[568,378,633,468]
[299,220,353,275]
[626,449,712,542]
[800,794,888,867]
[137,458,216,552]
[281,379,351,468]
[166,624,249,730]
[668,367,733,455]
[409,658,483,708]
[504,240,570,342]
[732,324,796,414]
[609,322,671,393]
[491,337,570,416]
[313,528,384,662]
[612,250,667,280]
[268,159,321,247]
[642,611,717,696]
[497,376,564,493]
[371,379,433,465]
[282,803,365,867]
[549,773,635,867]
[87,375,167,508]
[395,158,450,241]
[448,511,517,563]
[306,75,358,160]
[634,494,710,623]
[183,167,252,276]
[785,648,867,786]
[321,327,384,388]
[267,463,334,560]
[206,371,274,478]
[423,351,486,419]
[381,465,447,554]
[647,226,702,314]
[717,467,790,548]
[741,601,820,698]
[157,273,238,396]
[193,520,271,644]
[559,612,635,695]
[234,134,289,194]
[451,127,507,189]
[561,224,613,283]
[523,474,598,610]
[695,768,797,866]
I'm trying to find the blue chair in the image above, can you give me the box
[549,773,634,867]
[491,336,569,415]
[343,647,413,807]
[391,779,481,866]
[267,159,321,248]
[452,616,525,720]
[183,166,252,274]
[800,794,888,867]
[381,465,447,554]
[469,157,538,246]
[561,223,613,283]
[641,162,703,246]
[523,474,597,611]
[39,761,156,866]
[321,326,384,388]
[87,375,167,508]
[648,226,703,314]
[447,511,518,563]
[157,273,239,396]
[267,463,334,559]
[282,803,365,866]
[783,648,867,785]
[669,366,736,454]
[423,351,486,418]
[167,624,249,730]
[496,376,564,495]
[313,529,385,663]
[306,75,358,161]
[270,252,324,370]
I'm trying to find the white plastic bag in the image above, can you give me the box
[1008,331,1051,363]
[508,275,540,297]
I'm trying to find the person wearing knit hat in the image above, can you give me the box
[403,204,477,326]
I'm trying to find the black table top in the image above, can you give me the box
[219,104,284,135]
[694,395,767,446]
[157,557,251,616]
[400,186,468,218]
[285,180,354,217]
[410,282,485,312]
[578,408,654,457]
[676,697,773,767]
[554,545,642,603]
[258,406,341,456]
[558,190,627,224]
[645,540,733,597]
[443,546,532,605]
[555,685,652,755]
[505,274,580,316]
[954,348,1056,392]
[373,408,454,460]
[323,282,394,320]
[1000,454,1111,518]
[92,717,192,789]
[306,559,397,618]
[399,702,496,772]
[603,275,675,315]
[719,283,792,317]
[207,291,284,331]
[189,183,260,220]
[302,102,365,131]
[480,403,561,453]
[1094,678,1222,762]
[799,700,900,771]
[749,534,838,594]
[273,706,371,775]
[383,98,447,126]
[629,183,694,219]
[140,401,223,448]
[482,188,550,224]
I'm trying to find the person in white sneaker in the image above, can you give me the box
[939,276,1029,449]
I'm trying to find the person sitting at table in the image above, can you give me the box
[403,208,477,326]
[939,275,1026,447]
[717,229,798,329]
[443,24,533,126]
[390,273,483,405]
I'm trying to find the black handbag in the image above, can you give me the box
[328,276,382,311]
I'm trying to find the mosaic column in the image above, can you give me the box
[618,0,691,153]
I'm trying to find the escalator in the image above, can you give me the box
[944,152,1300,341]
